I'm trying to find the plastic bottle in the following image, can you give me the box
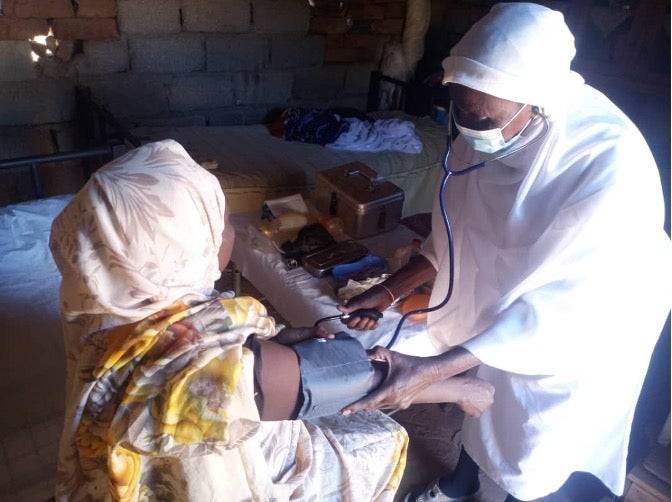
[259,212,308,238]
[317,214,346,240]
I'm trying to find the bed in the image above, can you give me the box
[123,71,448,217]
[0,194,73,501]
[129,110,447,216]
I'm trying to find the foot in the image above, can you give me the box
[454,378,495,418]
[404,479,478,502]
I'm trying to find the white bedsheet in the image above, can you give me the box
[0,195,73,430]
[132,112,448,217]
[231,212,439,357]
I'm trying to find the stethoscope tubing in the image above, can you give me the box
[384,114,549,349]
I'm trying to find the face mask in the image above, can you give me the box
[453,104,527,154]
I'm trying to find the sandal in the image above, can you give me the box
[403,479,477,502]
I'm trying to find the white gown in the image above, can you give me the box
[420,83,671,499]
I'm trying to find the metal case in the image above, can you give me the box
[313,162,404,239]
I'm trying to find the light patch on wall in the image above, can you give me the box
[30,27,56,62]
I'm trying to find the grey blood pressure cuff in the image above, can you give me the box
[291,332,382,419]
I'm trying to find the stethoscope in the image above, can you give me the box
[316,107,549,349]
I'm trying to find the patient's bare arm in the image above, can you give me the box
[254,338,302,421]
[252,338,494,421]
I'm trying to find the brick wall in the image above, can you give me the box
[0,0,408,203]
[0,0,407,129]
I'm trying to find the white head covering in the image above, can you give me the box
[441,2,583,109]
[50,139,226,339]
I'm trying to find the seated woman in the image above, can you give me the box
[50,139,493,501]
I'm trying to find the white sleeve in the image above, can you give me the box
[463,137,671,376]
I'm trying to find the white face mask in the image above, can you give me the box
[453,103,527,154]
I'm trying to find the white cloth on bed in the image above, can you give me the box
[328,117,422,154]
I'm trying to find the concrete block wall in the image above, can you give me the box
[0,0,407,204]
[0,0,408,127]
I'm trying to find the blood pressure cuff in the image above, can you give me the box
[291,331,382,419]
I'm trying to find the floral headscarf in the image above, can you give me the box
[50,139,226,340]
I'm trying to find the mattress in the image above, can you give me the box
[0,194,73,500]
[131,112,447,217]
[0,195,73,427]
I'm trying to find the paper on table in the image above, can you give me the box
[264,193,309,216]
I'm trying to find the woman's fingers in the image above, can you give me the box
[274,326,334,345]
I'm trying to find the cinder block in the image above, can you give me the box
[0,124,56,158]
[343,33,386,52]
[292,66,346,100]
[0,18,50,40]
[37,49,79,78]
[206,35,268,72]
[348,3,386,20]
[310,16,351,35]
[75,38,129,75]
[382,2,406,19]
[371,18,404,35]
[340,33,386,64]
[233,70,292,105]
[80,74,170,118]
[182,0,250,33]
[129,34,204,74]
[0,41,38,82]
[77,0,117,18]
[117,0,181,35]
[325,94,368,111]
[325,44,367,64]
[12,0,74,18]
[252,0,311,34]
[0,79,74,125]
[344,63,376,95]
[52,18,118,40]
[168,74,235,111]
[270,34,324,69]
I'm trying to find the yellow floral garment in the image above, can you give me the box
[50,141,408,501]
[56,295,408,501]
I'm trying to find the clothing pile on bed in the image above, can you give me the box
[274,107,423,154]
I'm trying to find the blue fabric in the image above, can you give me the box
[284,108,350,145]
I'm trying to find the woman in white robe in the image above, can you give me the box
[339,3,671,500]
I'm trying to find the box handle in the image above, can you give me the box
[344,167,383,192]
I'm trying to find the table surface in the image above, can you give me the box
[231,211,439,356]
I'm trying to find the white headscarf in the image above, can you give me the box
[50,139,226,340]
[441,2,584,110]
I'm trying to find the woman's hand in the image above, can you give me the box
[342,346,438,413]
[273,325,334,345]
[342,346,482,415]
[337,284,393,330]
[338,255,437,330]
